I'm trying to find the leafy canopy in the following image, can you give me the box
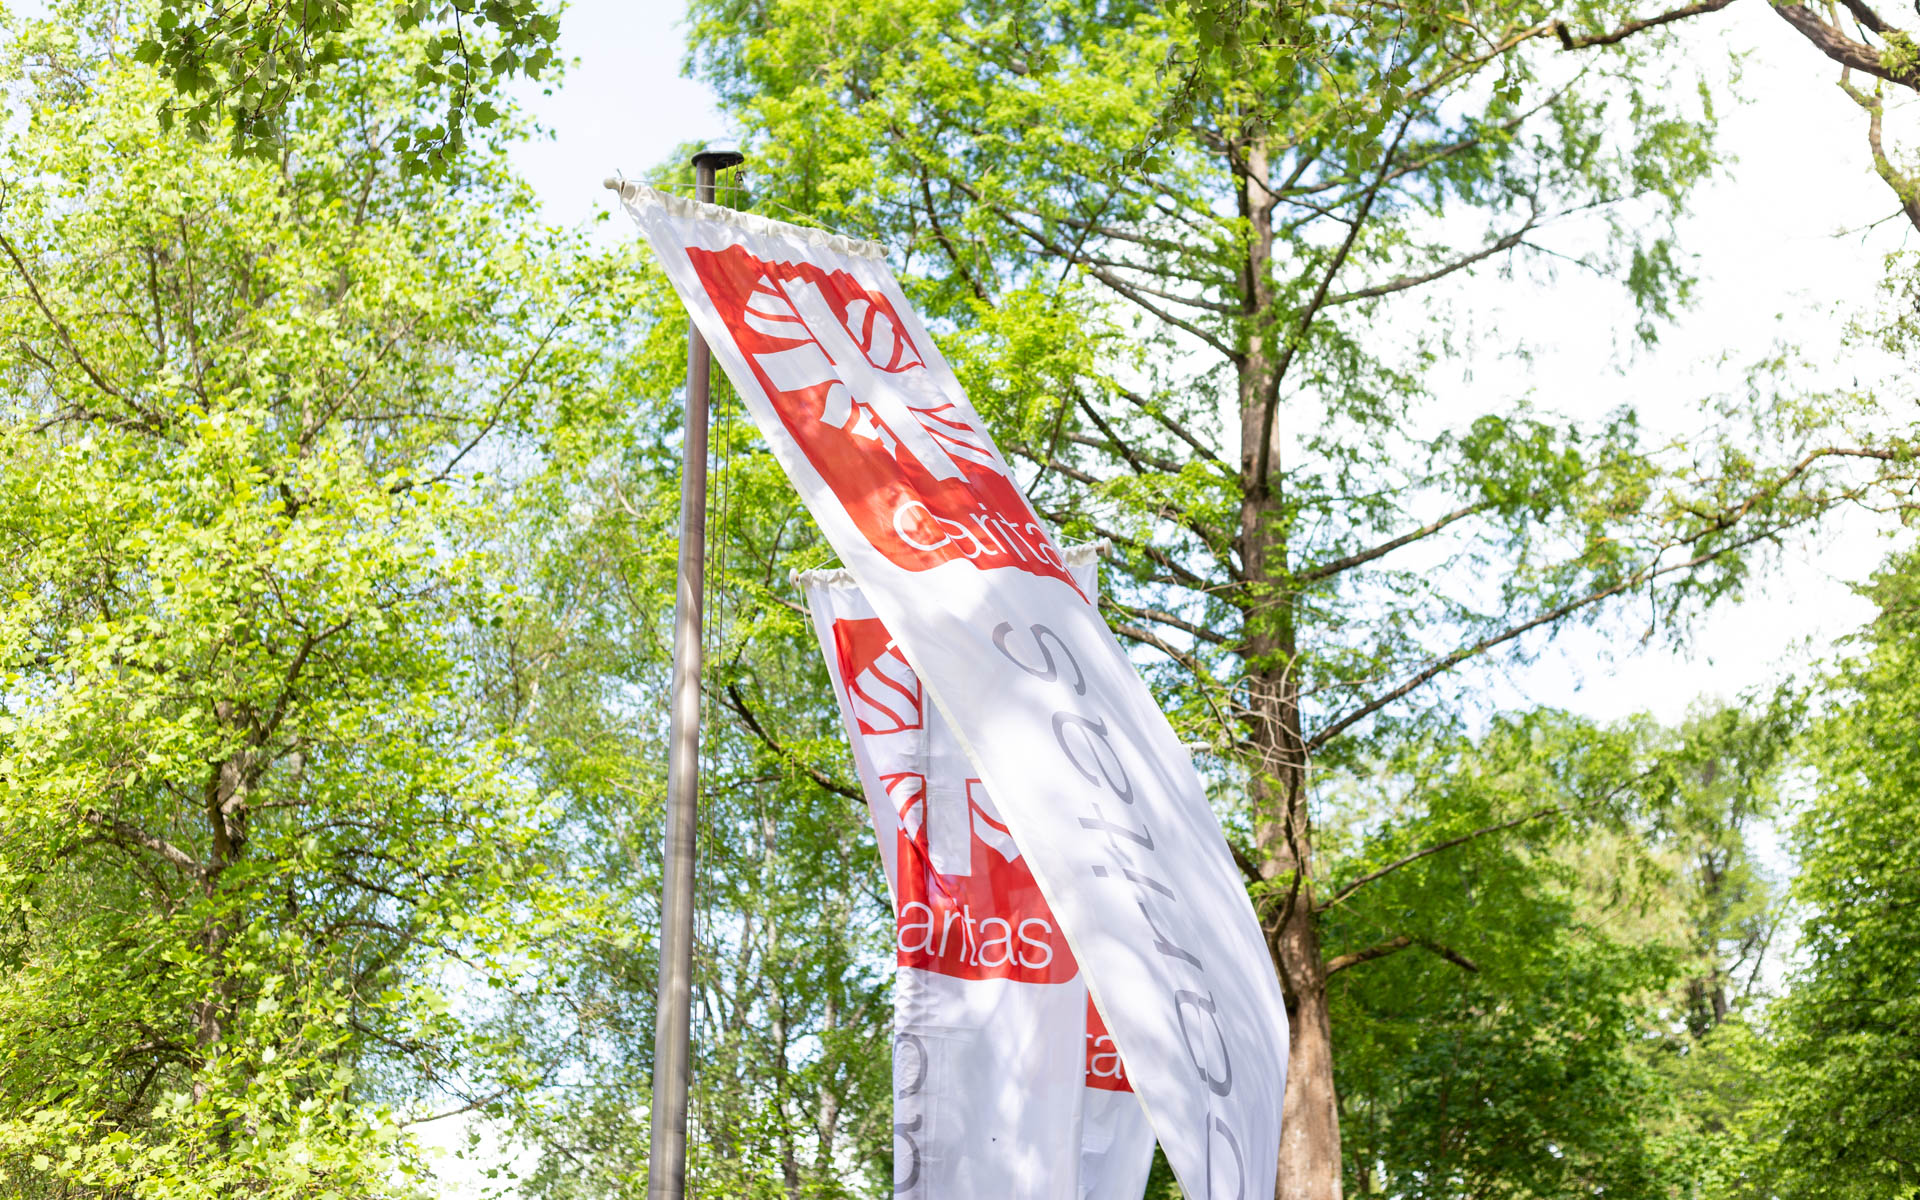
[131,0,562,174]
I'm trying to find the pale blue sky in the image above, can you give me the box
[509,0,730,227]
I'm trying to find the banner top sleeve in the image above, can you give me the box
[608,179,888,262]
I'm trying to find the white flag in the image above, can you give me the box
[620,183,1287,1199]
[1081,994,1158,1199]
[802,552,1156,1198]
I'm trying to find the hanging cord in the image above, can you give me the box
[687,157,747,1172]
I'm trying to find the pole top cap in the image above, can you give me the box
[692,146,745,172]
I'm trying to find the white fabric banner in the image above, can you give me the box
[801,555,1156,1198]
[620,183,1287,1199]
[1082,995,1158,1199]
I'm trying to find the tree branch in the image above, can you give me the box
[1305,527,1771,753]
[916,168,990,303]
[1308,445,1905,750]
[1056,516,1213,591]
[1294,500,1497,584]
[0,227,132,405]
[1324,222,1536,307]
[1107,616,1213,678]
[719,682,862,802]
[949,179,1243,360]
[1839,0,1896,35]
[1325,934,1482,976]
[1553,0,1741,49]
[1114,387,1234,475]
[1254,112,1416,497]
[1317,806,1562,912]
[1841,76,1920,232]
[82,810,205,876]
[1770,4,1920,90]
[1104,596,1230,646]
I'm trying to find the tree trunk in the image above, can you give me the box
[1236,133,1345,1200]
[193,743,250,1149]
[1273,891,1340,1200]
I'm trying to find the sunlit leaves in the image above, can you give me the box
[135,0,562,175]
[0,6,635,1194]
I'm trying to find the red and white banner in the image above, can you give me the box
[1082,996,1157,1198]
[620,183,1287,1199]
[801,554,1156,1198]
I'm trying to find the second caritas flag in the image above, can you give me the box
[800,550,1156,1198]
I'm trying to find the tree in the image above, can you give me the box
[685,0,1912,1193]
[1751,550,1920,1198]
[480,178,899,1197]
[1327,711,1696,1199]
[132,0,563,175]
[1182,0,1920,234]
[1659,700,1794,1042]
[0,3,630,1192]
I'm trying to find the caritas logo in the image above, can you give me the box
[892,776,1079,985]
[686,245,1077,592]
[832,616,1078,986]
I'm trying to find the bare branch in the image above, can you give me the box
[916,168,990,303]
[1324,222,1535,307]
[0,228,134,407]
[1553,0,1741,49]
[1114,387,1233,475]
[718,682,863,803]
[1839,0,1896,35]
[1770,4,1920,90]
[1107,616,1213,678]
[1841,77,1920,232]
[1295,500,1497,585]
[1105,597,1230,646]
[1308,445,1906,750]
[1325,934,1482,976]
[1307,522,1785,752]
[1254,112,1417,497]
[82,811,205,876]
[945,178,1243,360]
[1325,935,1413,975]
[1071,390,1188,477]
[1061,517,1214,592]
[1318,806,1562,911]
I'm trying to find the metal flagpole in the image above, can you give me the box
[647,145,744,1200]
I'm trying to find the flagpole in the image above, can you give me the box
[647,144,743,1200]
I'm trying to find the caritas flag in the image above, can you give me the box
[618,182,1287,1199]
[800,550,1156,1198]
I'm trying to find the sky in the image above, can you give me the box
[506,2,730,229]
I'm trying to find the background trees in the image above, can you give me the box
[683,0,1911,1194]
[1757,552,1920,1198]
[0,5,636,1192]
[1,0,1918,1197]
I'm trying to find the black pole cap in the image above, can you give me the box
[692,147,745,173]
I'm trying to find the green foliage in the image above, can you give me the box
[3,0,1914,1195]
[682,0,1912,1189]
[131,0,561,174]
[1321,708,1775,1199]
[478,180,895,1195]
[680,0,1907,780]
[1756,551,1920,1198]
[0,4,635,1193]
